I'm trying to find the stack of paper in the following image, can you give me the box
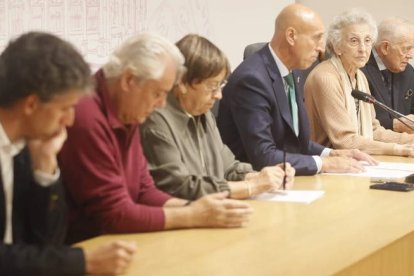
[252,190,325,204]
[324,162,414,178]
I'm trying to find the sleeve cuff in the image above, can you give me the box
[321,148,331,157]
[34,168,60,187]
[312,156,323,173]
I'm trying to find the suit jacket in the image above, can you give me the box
[361,53,414,129]
[218,45,325,175]
[0,147,84,275]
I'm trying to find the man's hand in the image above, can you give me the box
[82,240,137,275]
[27,128,68,174]
[330,149,379,165]
[321,156,365,173]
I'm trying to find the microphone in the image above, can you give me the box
[351,90,375,104]
[351,90,414,131]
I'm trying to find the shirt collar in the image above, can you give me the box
[94,69,136,132]
[373,48,387,71]
[165,92,207,130]
[0,121,25,156]
[268,44,290,77]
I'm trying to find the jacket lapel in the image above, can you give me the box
[392,73,401,110]
[365,54,390,104]
[260,46,296,134]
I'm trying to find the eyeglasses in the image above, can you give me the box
[204,80,228,95]
[392,43,414,56]
[347,37,373,48]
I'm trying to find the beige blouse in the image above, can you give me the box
[304,57,414,155]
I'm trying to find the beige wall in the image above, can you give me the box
[297,0,414,26]
[208,0,293,69]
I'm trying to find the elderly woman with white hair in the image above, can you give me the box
[304,9,414,157]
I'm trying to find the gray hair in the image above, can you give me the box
[103,33,185,81]
[327,9,377,56]
[377,17,413,44]
[0,32,92,107]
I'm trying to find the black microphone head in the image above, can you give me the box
[351,90,375,103]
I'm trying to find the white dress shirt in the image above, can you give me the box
[0,122,59,244]
[373,48,387,71]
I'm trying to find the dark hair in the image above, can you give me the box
[0,32,92,107]
[175,34,230,85]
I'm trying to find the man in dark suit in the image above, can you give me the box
[362,17,414,133]
[0,32,136,275]
[218,4,377,175]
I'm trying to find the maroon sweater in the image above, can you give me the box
[59,70,171,243]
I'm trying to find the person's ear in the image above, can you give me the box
[333,43,342,57]
[22,94,40,115]
[378,41,390,56]
[177,82,188,95]
[286,27,297,46]
[120,69,135,92]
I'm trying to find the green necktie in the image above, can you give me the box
[284,73,299,136]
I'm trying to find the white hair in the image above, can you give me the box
[327,9,377,56]
[103,32,185,80]
[377,17,413,44]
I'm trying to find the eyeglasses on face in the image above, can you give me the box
[203,80,228,95]
[391,43,414,56]
[347,36,373,48]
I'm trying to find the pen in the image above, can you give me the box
[282,150,287,190]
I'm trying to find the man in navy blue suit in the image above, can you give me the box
[218,4,377,175]
[362,17,414,133]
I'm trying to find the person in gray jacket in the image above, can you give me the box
[141,34,295,201]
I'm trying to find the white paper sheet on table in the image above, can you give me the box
[252,190,325,204]
[323,162,414,178]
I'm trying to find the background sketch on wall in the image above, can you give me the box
[0,0,211,71]
[147,0,211,40]
[0,0,290,70]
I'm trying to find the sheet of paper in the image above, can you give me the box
[252,190,325,204]
[323,162,414,178]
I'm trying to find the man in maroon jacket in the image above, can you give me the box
[59,33,253,243]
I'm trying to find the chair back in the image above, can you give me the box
[243,42,266,60]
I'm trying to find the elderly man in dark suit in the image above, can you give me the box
[218,4,377,175]
[0,32,136,275]
[362,17,414,133]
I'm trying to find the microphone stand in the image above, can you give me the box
[372,101,414,132]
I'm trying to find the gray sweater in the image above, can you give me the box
[141,94,253,200]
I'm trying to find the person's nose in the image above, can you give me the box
[156,94,167,108]
[214,89,223,100]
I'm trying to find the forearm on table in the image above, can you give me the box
[163,206,193,229]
